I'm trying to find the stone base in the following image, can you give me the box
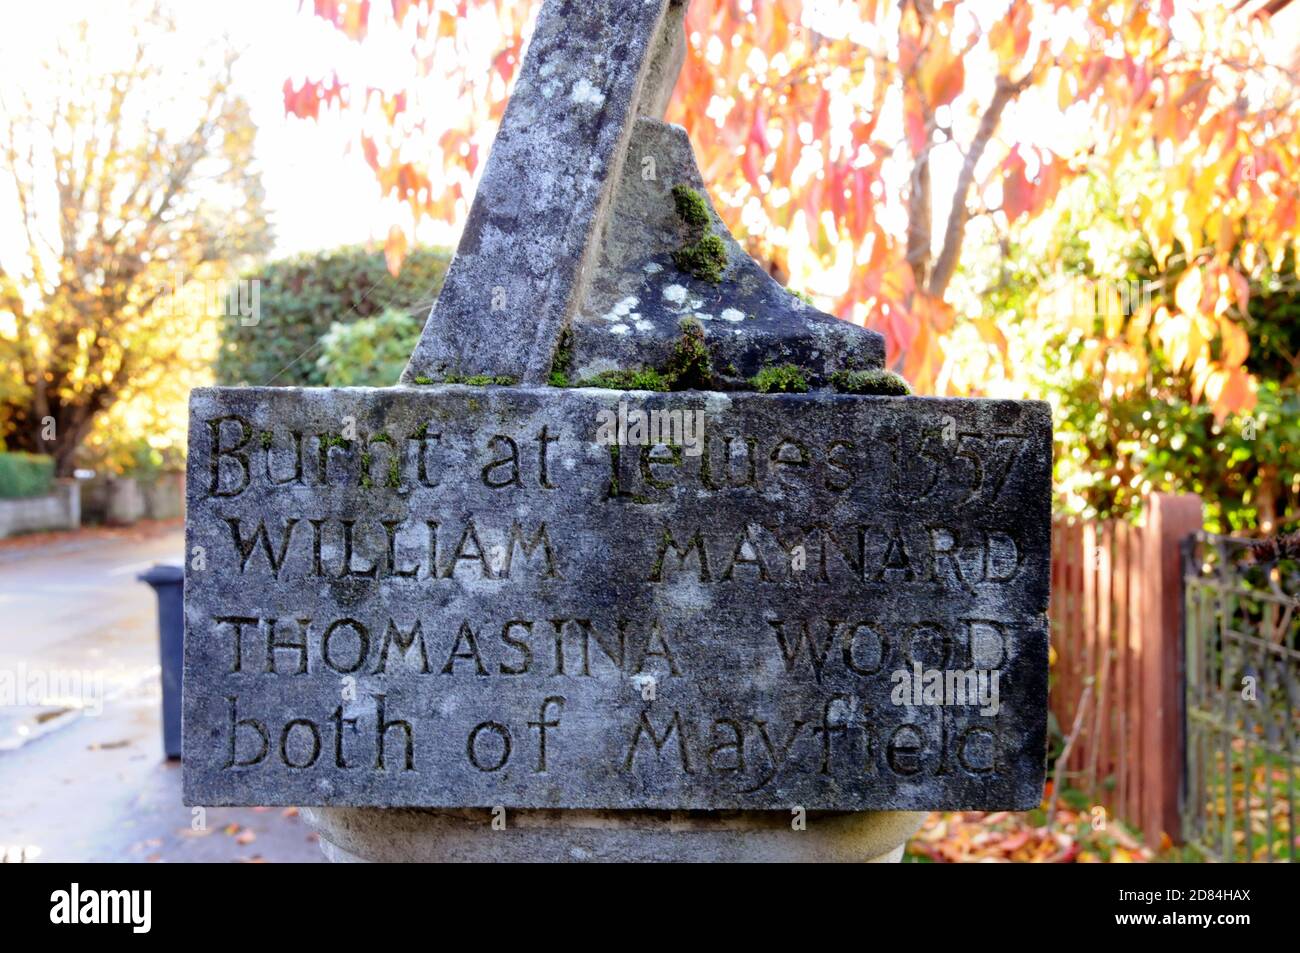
[300,807,925,863]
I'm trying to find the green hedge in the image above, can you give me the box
[216,245,451,388]
[316,308,425,388]
[0,452,55,499]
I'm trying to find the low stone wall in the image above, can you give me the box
[142,472,185,520]
[81,473,184,525]
[104,477,145,526]
[0,480,81,539]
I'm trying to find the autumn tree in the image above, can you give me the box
[0,5,270,475]
[285,0,1298,424]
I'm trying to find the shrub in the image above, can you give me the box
[216,245,450,388]
[0,452,55,499]
[317,308,424,387]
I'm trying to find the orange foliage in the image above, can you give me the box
[288,0,1300,420]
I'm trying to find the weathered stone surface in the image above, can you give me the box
[301,806,926,863]
[400,0,885,390]
[568,119,885,387]
[402,0,685,385]
[183,384,1050,810]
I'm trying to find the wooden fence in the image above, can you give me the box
[1048,494,1203,848]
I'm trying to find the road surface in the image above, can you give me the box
[0,522,322,862]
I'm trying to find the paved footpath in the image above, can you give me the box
[0,522,322,862]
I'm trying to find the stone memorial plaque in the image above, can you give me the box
[183,0,1053,830]
[183,385,1050,809]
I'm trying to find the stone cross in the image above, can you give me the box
[183,0,1049,854]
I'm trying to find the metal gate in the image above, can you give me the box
[1182,531,1299,862]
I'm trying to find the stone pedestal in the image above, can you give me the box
[301,807,925,863]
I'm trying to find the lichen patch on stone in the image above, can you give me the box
[570,77,607,106]
[603,295,639,321]
[662,284,688,306]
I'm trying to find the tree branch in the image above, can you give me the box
[926,73,1030,299]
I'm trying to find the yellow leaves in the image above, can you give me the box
[1057,68,1074,111]
[972,316,1013,379]
[1172,267,1203,317]
[1219,315,1250,368]
[1100,283,1125,339]
[920,30,965,109]
[903,317,941,391]
[988,1,1033,70]
[927,55,965,110]
[383,225,407,277]
[1203,367,1257,422]
[1223,267,1250,315]
[1153,267,1257,420]
[901,294,955,392]
[1002,149,1033,222]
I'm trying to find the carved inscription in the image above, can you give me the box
[183,387,1051,809]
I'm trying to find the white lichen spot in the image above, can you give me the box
[693,312,713,322]
[609,323,630,335]
[602,296,639,322]
[662,284,688,306]
[630,673,656,695]
[721,308,746,323]
[570,77,606,106]
[643,262,663,275]
[703,392,732,417]
[635,320,653,332]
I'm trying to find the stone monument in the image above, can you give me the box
[183,0,1050,862]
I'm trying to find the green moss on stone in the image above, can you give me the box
[412,376,434,385]
[671,184,711,231]
[444,374,517,386]
[577,368,671,391]
[751,364,810,394]
[663,318,713,389]
[673,233,727,284]
[575,318,717,393]
[670,184,727,284]
[260,430,273,450]
[830,369,913,396]
[548,328,574,387]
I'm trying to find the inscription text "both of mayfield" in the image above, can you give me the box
[183,389,1051,809]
